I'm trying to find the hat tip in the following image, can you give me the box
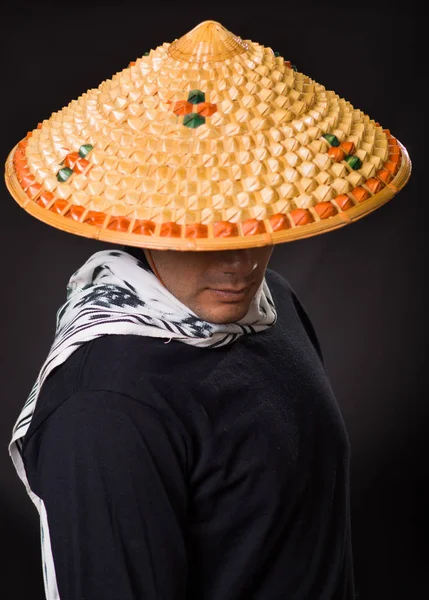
[195,19,224,27]
[167,19,248,63]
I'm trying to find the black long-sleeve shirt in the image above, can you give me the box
[22,267,355,599]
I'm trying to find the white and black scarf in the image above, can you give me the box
[10,248,277,504]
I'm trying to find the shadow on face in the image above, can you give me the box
[148,246,274,324]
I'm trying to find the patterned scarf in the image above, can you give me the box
[10,248,277,505]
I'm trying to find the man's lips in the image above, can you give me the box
[212,287,248,293]
[207,284,253,301]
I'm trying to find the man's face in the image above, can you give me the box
[149,246,274,324]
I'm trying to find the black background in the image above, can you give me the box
[1,2,426,599]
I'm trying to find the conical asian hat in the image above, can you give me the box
[4,20,411,250]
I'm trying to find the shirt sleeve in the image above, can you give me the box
[23,389,190,600]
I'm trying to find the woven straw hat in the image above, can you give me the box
[4,20,411,251]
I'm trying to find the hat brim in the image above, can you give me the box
[5,139,411,251]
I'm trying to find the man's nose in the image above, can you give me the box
[218,249,258,277]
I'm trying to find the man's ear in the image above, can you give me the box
[144,249,165,285]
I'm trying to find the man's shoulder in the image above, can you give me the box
[37,334,177,406]
[83,333,188,380]
[265,267,293,300]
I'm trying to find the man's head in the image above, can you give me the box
[146,246,274,324]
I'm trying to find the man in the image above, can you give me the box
[6,19,410,600]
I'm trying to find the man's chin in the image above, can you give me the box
[196,302,251,325]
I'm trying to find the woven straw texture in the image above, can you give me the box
[4,20,411,250]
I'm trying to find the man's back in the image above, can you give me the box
[22,268,355,599]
